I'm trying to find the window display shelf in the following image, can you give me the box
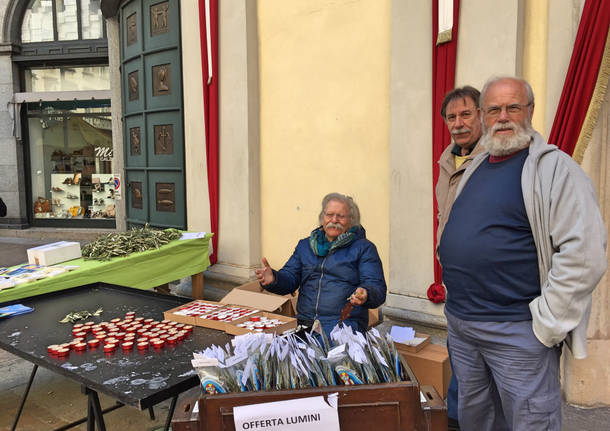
[90,174,115,218]
[50,173,83,218]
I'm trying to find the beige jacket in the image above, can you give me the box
[435,142,485,246]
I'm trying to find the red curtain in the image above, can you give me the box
[431,0,460,293]
[198,0,219,264]
[548,0,610,155]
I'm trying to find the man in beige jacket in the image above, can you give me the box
[436,86,485,243]
[435,85,484,430]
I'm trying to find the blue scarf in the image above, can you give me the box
[309,226,359,257]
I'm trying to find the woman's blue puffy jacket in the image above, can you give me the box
[264,226,386,335]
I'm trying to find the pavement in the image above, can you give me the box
[1,236,609,430]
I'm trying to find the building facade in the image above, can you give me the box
[0,0,607,405]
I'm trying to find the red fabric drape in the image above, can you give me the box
[548,0,610,155]
[198,0,219,264]
[430,1,460,295]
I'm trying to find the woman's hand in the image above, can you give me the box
[255,257,275,286]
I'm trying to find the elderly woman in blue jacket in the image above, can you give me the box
[255,193,387,336]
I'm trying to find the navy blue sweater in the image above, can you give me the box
[439,149,540,321]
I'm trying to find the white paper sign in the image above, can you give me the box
[233,395,340,431]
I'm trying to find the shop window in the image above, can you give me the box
[27,100,114,221]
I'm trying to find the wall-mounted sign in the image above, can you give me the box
[113,174,122,199]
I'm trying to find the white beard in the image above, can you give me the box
[482,121,534,156]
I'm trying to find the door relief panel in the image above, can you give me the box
[156,182,175,212]
[144,51,180,109]
[143,0,179,51]
[150,2,169,36]
[127,13,138,46]
[153,124,173,154]
[152,64,171,96]
[130,181,143,209]
[128,70,139,101]
[130,127,141,155]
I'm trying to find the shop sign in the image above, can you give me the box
[95,146,113,161]
[233,395,339,431]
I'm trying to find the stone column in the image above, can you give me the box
[205,0,261,281]
[107,17,125,232]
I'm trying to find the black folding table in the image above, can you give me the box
[0,282,230,430]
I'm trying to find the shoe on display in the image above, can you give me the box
[62,177,73,185]
[66,193,79,199]
[51,186,63,192]
[72,172,82,185]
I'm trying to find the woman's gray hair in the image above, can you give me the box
[318,193,361,227]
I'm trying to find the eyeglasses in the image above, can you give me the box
[484,103,532,118]
[324,212,347,221]
[445,110,477,123]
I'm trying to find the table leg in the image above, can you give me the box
[163,395,179,431]
[149,406,155,420]
[87,396,94,431]
[191,272,204,299]
[10,364,38,431]
[83,387,107,431]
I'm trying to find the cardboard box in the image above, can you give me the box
[397,343,451,398]
[27,241,81,266]
[220,287,294,315]
[368,308,380,328]
[163,292,298,334]
[224,311,297,336]
[395,333,431,353]
[232,281,297,316]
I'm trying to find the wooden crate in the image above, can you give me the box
[194,362,446,431]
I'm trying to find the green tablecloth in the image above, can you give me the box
[0,234,212,303]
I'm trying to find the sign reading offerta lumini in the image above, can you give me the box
[233,395,340,431]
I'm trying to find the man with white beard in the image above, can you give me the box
[438,77,607,431]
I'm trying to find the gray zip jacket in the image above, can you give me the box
[455,132,607,359]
